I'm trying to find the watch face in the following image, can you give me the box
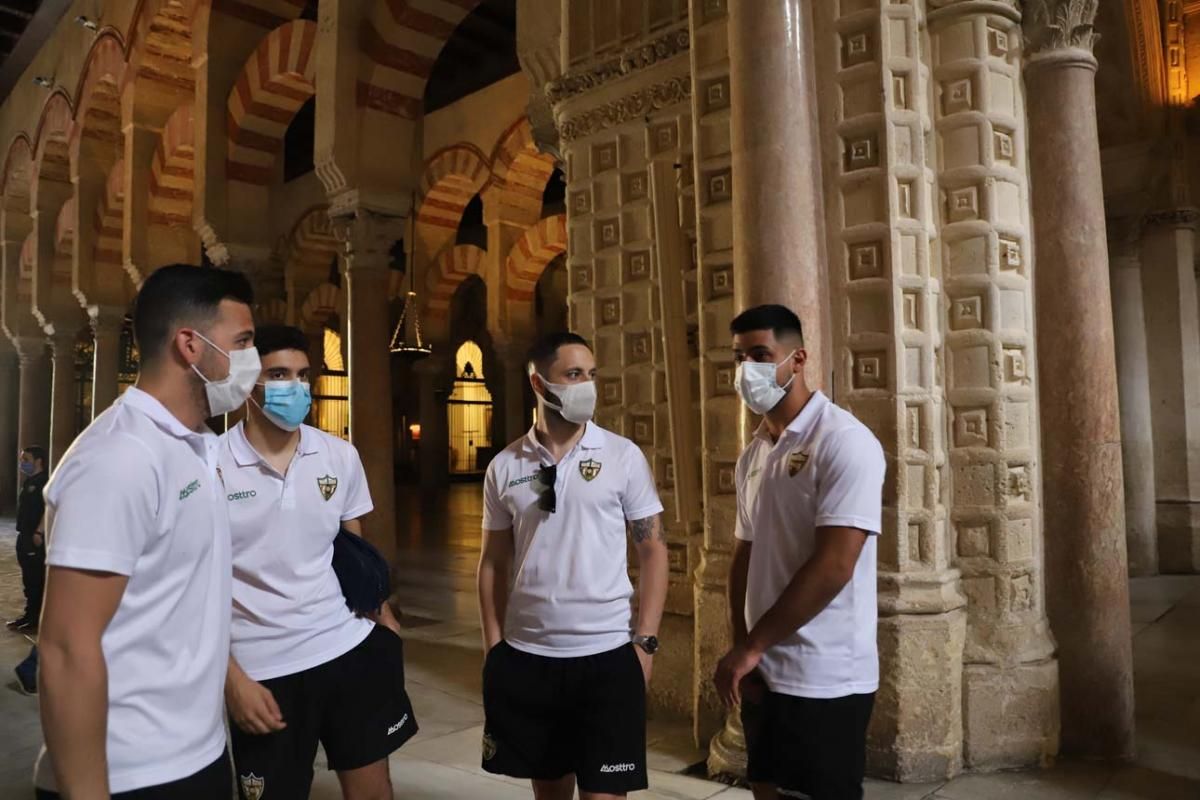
[639,635,659,654]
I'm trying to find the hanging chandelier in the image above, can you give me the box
[389,199,432,360]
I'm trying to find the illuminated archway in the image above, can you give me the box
[447,339,493,475]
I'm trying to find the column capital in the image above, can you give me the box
[1106,216,1143,262]
[1144,207,1200,230]
[12,336,46,366]
[1024,0,1100,68]
[331,209,406,273]
[88,305,126,337]
[48,329,77,358]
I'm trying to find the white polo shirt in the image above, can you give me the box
[483,422,663,657]
[220,422,375,681]
[735,391,886,699]
[36,388,231,793]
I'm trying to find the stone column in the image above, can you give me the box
[90,307,124,419]
[1140,210,1200,572]
[929,0,1059,769]
[338,211,402,565]
[0,339,18,513]
[15,336,51,462]
[492,334,532,447]
[123,124,160,286]
[1025,9,1135,759]
[727,0,829,389]
[48,332,78,469]
[1108,225,1158,576]
[415,353,451,490]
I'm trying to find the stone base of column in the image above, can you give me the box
[868,609,967,782]
[706,710,747,783]
[1158,501,1200,573]
[963,660,1060,770]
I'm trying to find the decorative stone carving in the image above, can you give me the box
[1024,0,1099,56]
[546,26,691,106]
[1144,207,1200,229]
[557,76,692,144]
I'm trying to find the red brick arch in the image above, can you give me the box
[424,243,485,324]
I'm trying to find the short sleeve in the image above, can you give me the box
[45,435,160,576]
[621,443,664,522]
[814,425,886,535]
[733,451,754,542]
[482,460,513,530]
[340,444,374,521]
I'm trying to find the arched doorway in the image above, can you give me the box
[447,339,494,477]
[313,327,349,439]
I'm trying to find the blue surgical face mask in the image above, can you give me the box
[18,461,34,477]
[259,380,312,432]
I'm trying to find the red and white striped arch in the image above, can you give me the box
[489,117,557,226]
[358,0,482,118]
[506,214,566,309]
[149,104,195,227]
[126,0,196,107]
[94,160,125,267]
[286,206,341,289]
[257,298,289,325]
[414,143,489,257]
[69,32,125,179]
[55,197,75,256]
[227,19,318,185]
[300,282,343,329]
[423,243,484,323]
[31,91,73,202]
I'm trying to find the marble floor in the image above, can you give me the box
[0,485,1197,798]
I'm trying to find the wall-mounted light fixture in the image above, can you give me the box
[32,76,54,89]
[74,15,100,31]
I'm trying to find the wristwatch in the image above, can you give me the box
[632,634,659,655]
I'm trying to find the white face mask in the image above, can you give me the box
[734,350,796,416]
[538,376,597,425]
[191,332,261,417]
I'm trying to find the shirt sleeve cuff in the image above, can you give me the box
[625,502,664,522]
[46,547,136,577]
[341,503,374,522]
[482,514,514,530]
[814,515,881,535]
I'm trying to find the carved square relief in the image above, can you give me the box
[908,522,924,564]
[1004,347,1028,383]
[955,407,989,447]
[622,171,648,202]
[902,291,921,330]
[1005,518,1034,561]
[849,241,883,279]
[574,264,594,291]
[600,378,622,405]
[628,331,652,363]
[650,122,678,155]
[842,30,874,67]
[993,129,1015,164]
[988,26,1010,57]
[844,135,879,172]
[600,297,622,325]
[943,78,973,114]
[594,218,620,248]
[999,238,1023,271]
[898,181,915,217]
[593,142,618,173]
[624,251,650,282]
[711,267,733,298]
[571,191,591,215]
[717,464,736,494]
[906,404,922,450]
[951,295,984,330]
[947,186,980,222]
[632,414,654,445]
[702,0,726,22]
[703,77,730,114]
[957,523,991,558]
[853,351,887,389]
[1006,464,1033,503]
[892,74,909,110]
[705,169,732,204]
[663,459,675,488]
[1010,573,1034,612]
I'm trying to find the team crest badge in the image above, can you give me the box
[239,773,264,800]
[579,459,602,482]
[317,474,338,501]
[787,449,810,477]
[482,731,498,761]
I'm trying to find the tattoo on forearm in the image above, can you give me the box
[630,514,666,544]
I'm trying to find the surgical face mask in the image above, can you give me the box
[258,380,312,432]
[734,351,797,416]
[18,461,34,477]
[191,332,261,417]
[538,376,597,425]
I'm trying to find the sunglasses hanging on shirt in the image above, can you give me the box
[534,464,557,513]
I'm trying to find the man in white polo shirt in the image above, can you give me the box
[220,324,416,800]
[36,264,258,798]
[477,331,669,800]
[714,305,886,800]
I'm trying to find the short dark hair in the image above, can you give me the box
[254,325,310,359]
[730,304,805,346]
[526,332,592,375]
[20,445,46,465]
[132,264,254,364]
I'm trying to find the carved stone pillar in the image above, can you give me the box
[1140,209,1200,573]
[0,338,18,512]
[1108,225,1158,577]
[727,0,829,389]
[90,307,125,419]
[123,123,161,286]
[415,353,451,490]
[929,0,1059,770]
[1025,4,1135,759]
[492,334,532,448]
[15,337,51,466]
[336,211,402,564]
[48,332,78,468]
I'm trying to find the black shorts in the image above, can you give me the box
[230,625,417,799]
[482,640,648,795]
[35,753,231,799]
[742,687,875,800]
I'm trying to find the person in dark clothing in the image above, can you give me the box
[8,445,48,632]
